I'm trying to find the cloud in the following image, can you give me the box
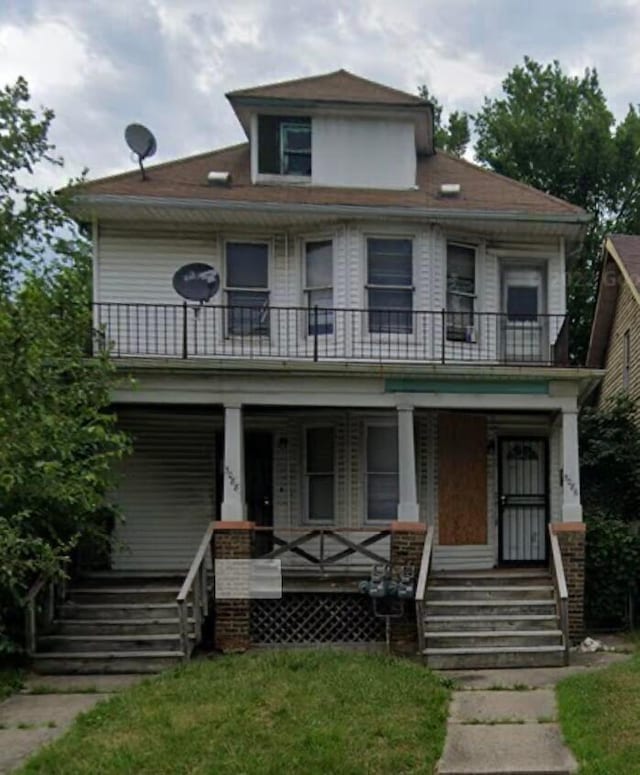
[1,0,639,190]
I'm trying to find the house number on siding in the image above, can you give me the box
[563,472,578,497]
[225,465,240,493]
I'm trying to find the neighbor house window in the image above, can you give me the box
[305,240,333,335]
[367,238,413,334]
[366,424,399,521]
[447,243,476,341]
[624,329,631,391]
[257,116,311,176]
[305,427,335,522]
[225,242,269,335]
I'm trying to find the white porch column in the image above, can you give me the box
[397,405,420,522]
[220,404,246,521]
[561,407,583,522]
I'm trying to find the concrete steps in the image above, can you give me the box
[423,569,566,669]
[32,651,185,675]
[32,575,196,674]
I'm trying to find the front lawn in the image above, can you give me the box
[19,650,450,775]
[557,652,640,775]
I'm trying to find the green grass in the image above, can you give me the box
[558,652,640,774]
[0,666,23,700]
[18,651,450,775]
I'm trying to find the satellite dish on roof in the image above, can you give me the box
[172,263,220,303]
[124,123,157,180]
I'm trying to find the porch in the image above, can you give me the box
[108,403,581,575]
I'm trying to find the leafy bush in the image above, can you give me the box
[0,79,131,652]
[585,513,640,626]
[580,394,640,522]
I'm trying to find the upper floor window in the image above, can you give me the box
[258,116,311,176]
[304,426,335,522]
[624,329,631,391]
[305,240,333,335]
[447,243,476,341]
[367,238,413,334]
[225,242,269,335]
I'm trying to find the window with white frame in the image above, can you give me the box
[225,242,269,335]
[366,424,399,521]
[446,243,476,341]
[305,240,334,335]
[257,116,311,176]
[367,238,413,334]
[624,329,631,391]
[304,427,335,522]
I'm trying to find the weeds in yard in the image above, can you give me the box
[18,651,451,775]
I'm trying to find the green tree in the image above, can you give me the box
[474,57,640,362]
[0,78,130,652]
[418,85,471,157]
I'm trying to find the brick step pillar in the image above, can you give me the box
[212,521,254,653]
[389,522,427,655]
[551,522,586,643]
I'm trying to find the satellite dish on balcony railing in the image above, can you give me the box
[172,263,220,303]
[125,123,157,180]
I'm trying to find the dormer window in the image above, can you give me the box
[258,116,311,177]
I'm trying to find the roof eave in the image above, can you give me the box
[72,192,592,228]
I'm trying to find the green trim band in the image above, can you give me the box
[385,378,549,395]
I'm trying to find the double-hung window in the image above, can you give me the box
[257,116,311,176]
[366,424,399,521]
[225,242,269,336]
[305,240,333,335]
[446,243,476,341]
[367,238,413,334]
[305,427,335,522]
[281,122,311,176]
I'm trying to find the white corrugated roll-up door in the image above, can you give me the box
[111,408,218,571]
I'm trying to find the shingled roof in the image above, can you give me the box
[588,234,640,367]
[77,142,586,218]
[226,69,427,107]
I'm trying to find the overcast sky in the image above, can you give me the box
[2,0,640,188]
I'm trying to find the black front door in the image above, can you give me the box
[214,430,274,528]
[498,437,549,564]
[246,432,273,556]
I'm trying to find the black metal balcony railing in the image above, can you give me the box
[93,302,570,366]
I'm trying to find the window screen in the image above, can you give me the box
[305,427,335,522]
[367,239,413,334]
[226,242,269,335]
[305,241,333,335]
[366,425,399,521]
[447,244,476,339]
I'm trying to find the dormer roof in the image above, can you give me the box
[226,69,428,107]
[226,69,434,154]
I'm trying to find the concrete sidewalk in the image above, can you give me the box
[436,644,632,774]
[0,674,145,774]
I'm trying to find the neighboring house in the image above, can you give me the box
[31,70,602,673]
[588,234,640,402]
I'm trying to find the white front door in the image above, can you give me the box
[501,267,546,362]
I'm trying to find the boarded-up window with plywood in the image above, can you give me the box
[438,413,487,545]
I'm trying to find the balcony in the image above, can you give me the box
[93,302,570,367]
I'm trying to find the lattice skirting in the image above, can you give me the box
[251,593,385,644]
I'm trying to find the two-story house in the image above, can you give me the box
[31,70,600,674]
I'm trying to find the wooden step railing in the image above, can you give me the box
[548,524,570,665]
[177,521,214,658]
[24,562,69,656]
[414,528,434,654]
